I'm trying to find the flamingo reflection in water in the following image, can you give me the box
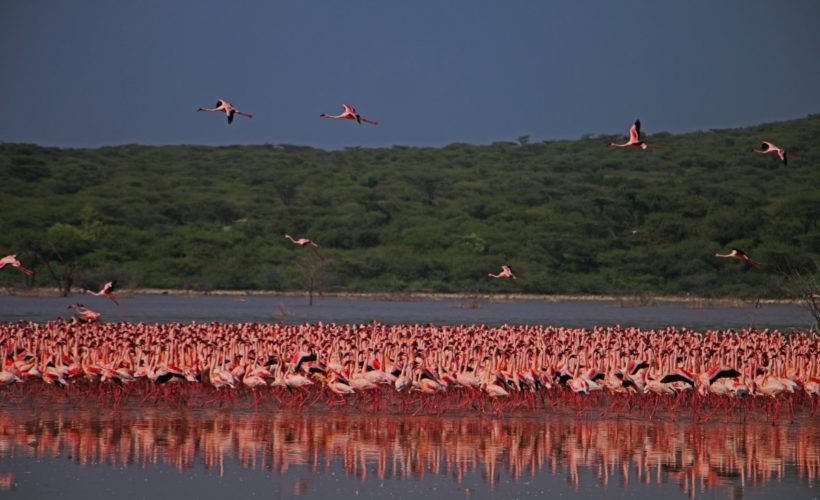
[0,410,816,496]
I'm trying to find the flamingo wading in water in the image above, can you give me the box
[320,104,378,126]
[198,99,253,124]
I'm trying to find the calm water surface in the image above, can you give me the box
[1,296,815,499]
[0,407,816,500]
[0,294,813,329]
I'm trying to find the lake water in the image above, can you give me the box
[1,295,816,499]
[0,293,814,330]
[0,405,816,500]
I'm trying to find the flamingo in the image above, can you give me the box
[284,370,313,390]
[609,120,648,149]
[714,248,762,269]
[695,366,742,396]
[363,358,392,385]
[580,367,605,392]
[0,254,33,276]
[292,351,318,373]
[67,304,101,323]
[42,358,67,387]
[660,369,696,388]
[414,367,445,394]
[753,141,787,165]
[455,365,482,389]
[242,370,267,388]
[86,281,120,306]
[804,377,820,396]
[704,366,742,386]
[326,371,355,395]
[0,367,21,386]
[625,359,649,376]
[3,319,817,413]
[197,99,253,124]
[284,234,325,260]
[349,365,379,391]
[154,364,187,385]
[394,363,412,392]
[320,104,379,126]
[615,371,643,393]
[209,357,236,389]
[82,356,103,381]
[644,376,677,395]
[568,375,589,394]
[483,370,509,397]
[488,264,516,280]
[754,369,787,397]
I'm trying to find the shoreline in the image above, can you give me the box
[0,286,802,305]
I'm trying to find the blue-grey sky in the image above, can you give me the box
[1,1,819,149]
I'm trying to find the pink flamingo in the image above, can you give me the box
[67,304,102,323]
[714,248,762,269]
[488,265,516,280]
[320,104,379,126]
[86,280,120,306]
[0,254,33,276]
[753,141,787,165]
[285,234,325,260]
[609,120,648,149]
[197,99,253,124]
[326,371,355,395]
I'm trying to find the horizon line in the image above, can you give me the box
[1,111,816,152]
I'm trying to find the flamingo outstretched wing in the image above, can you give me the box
[629,120,641,143]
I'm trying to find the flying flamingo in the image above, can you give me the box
[86,280,120,306]
[714,248,762,269]
[609,120,648,149]
[488,265,516,280]
[320,104,379,126]
[197,99,253,124]
[753,141,787,165]
[284,234,325,260]
[0,254,33,276]
[67,304,102,323]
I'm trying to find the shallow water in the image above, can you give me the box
[1,295,815,499]
[0,406,816,499]
[0,294,813,329]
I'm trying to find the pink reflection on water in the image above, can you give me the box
[0,408,817,498]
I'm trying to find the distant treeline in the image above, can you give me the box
[1,114,818,298]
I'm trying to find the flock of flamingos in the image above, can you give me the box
[0,101,814,412]
[0,319,817,407]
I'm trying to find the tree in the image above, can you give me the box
[296,254,330,306]
[37,223,95,296]
[781,261,820,332]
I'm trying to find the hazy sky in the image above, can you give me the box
[1,1,819,149]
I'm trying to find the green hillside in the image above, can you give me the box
[1,115,818,298]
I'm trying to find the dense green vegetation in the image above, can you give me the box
[1,115,818,297]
